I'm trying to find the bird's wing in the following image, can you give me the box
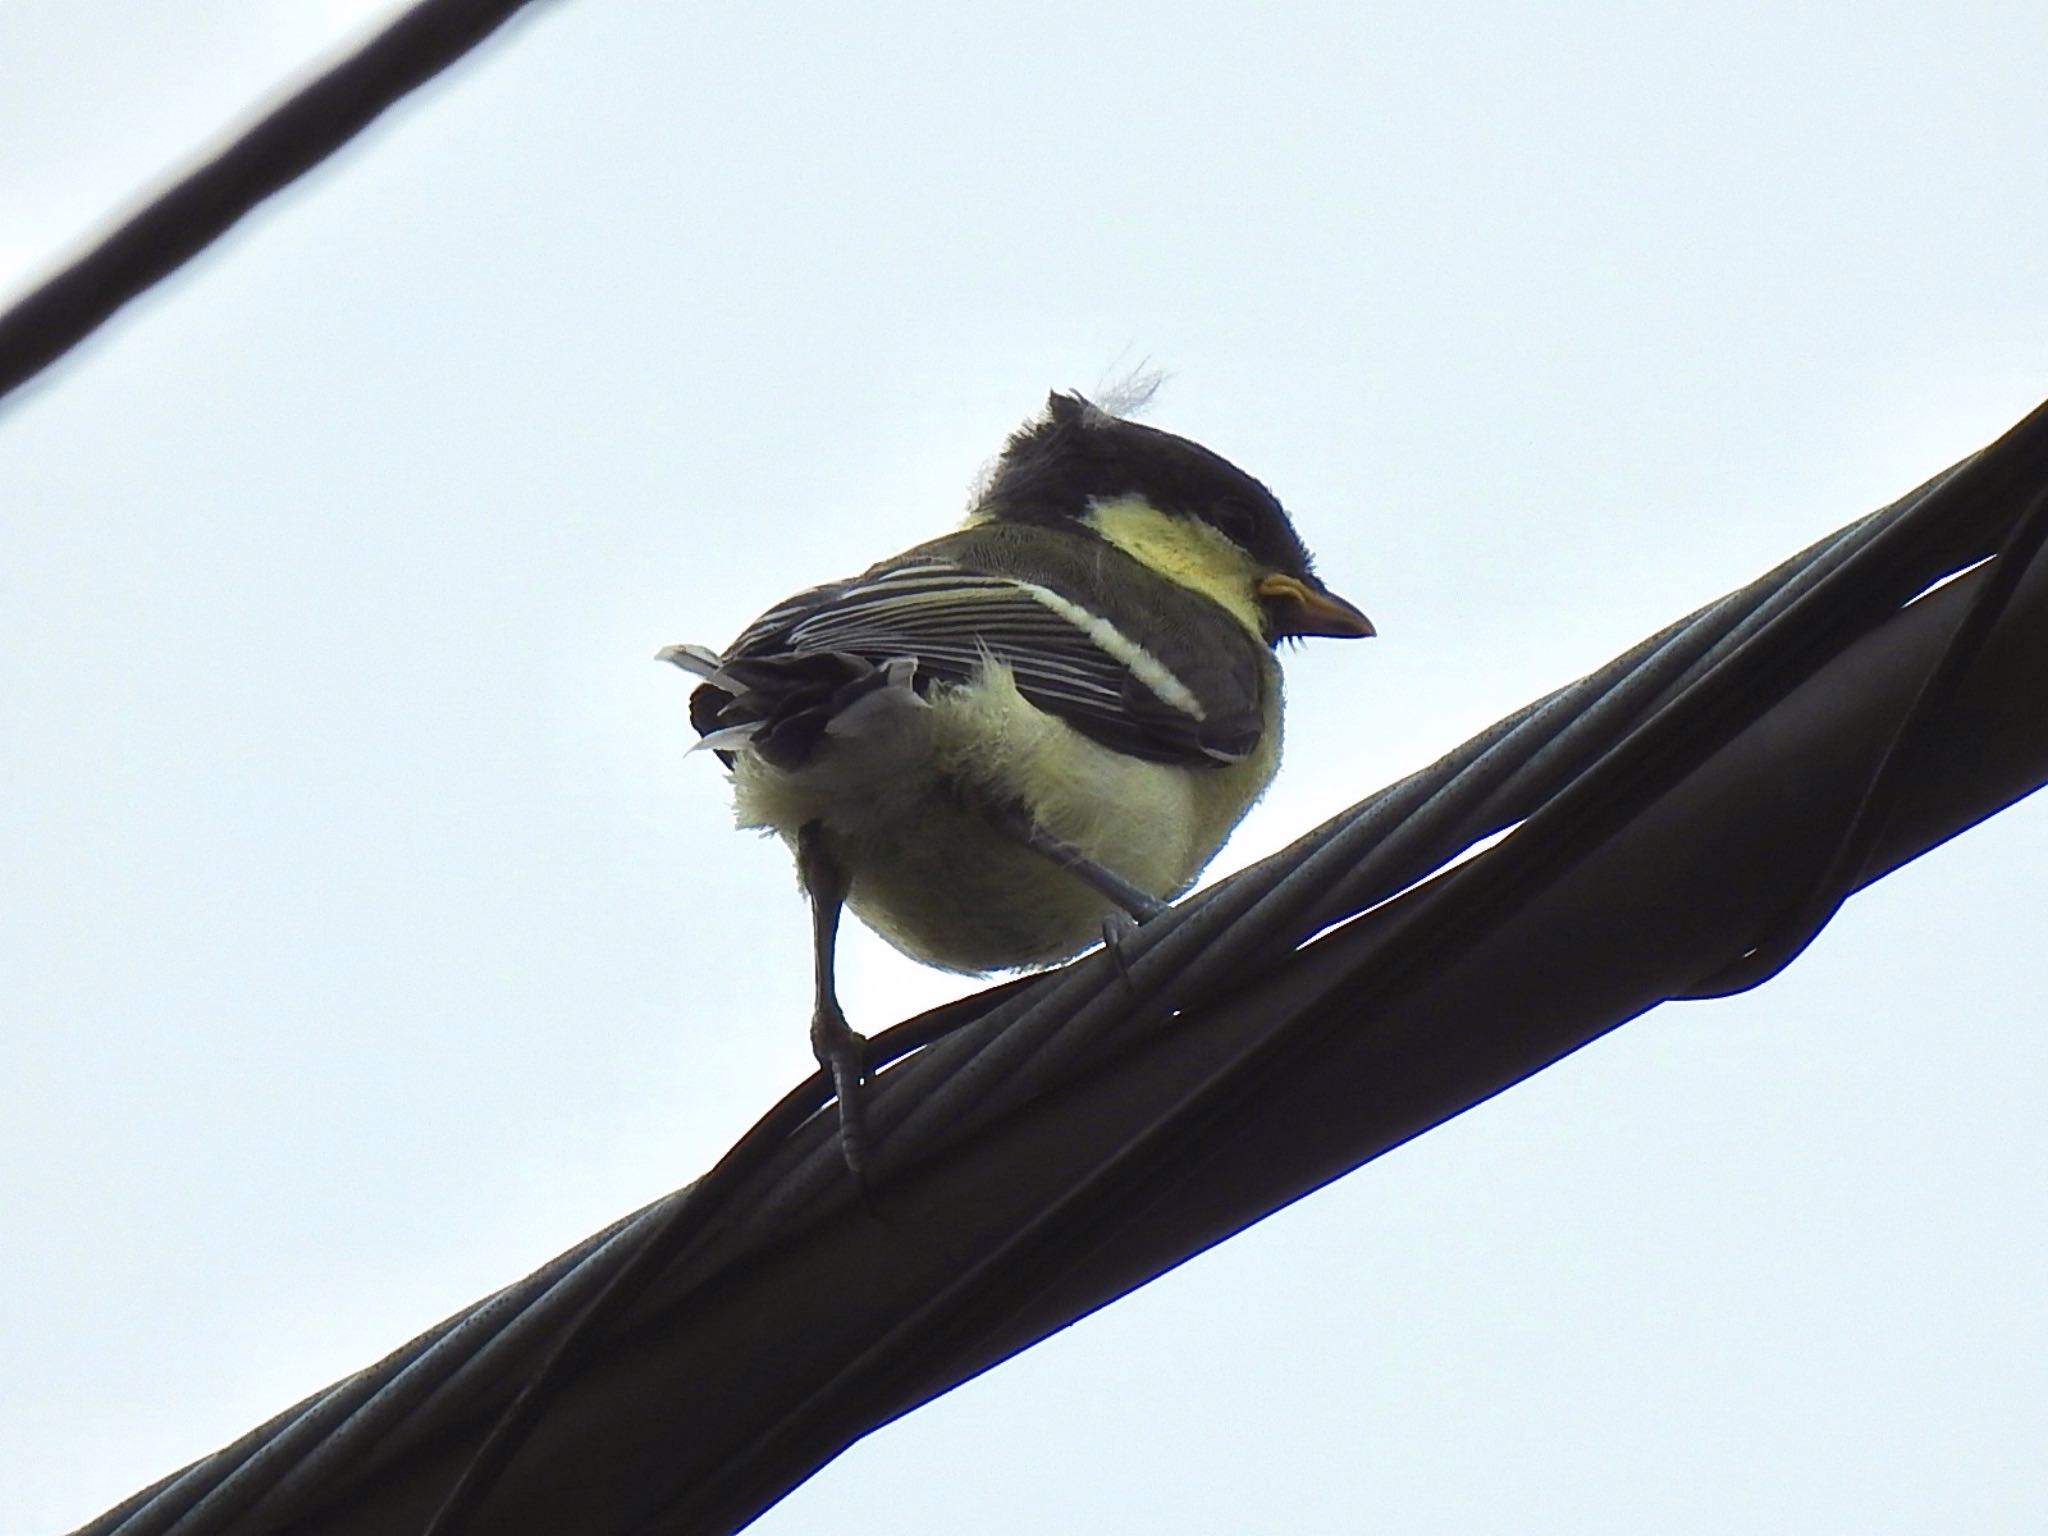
[704,558,1261,766]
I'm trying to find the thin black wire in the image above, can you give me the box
[0,0,541,406]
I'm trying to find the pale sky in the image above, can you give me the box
[4,3,2047,1532]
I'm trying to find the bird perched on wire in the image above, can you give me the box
[660,390,1373,1175]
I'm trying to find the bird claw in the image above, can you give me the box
[1099,908,1155,992]
[811,1012,878,1202]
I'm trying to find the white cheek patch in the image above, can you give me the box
[1009,580,1206,721]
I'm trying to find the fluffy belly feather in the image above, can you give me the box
[728,662,1280,973]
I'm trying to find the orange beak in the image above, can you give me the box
[1255,572,1376,639]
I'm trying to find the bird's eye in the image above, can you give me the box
[1208,499,1259,547]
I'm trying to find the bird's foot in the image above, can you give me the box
[811,1007,875,1196]
[1098,893,1171,993]
[1099,911,1140,991]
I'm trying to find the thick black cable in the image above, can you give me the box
[342,450,2009,1482]
[0,0,541,406]
[66,401,2048,1536]
[643,408,2048,1533]
[1685,484,2048,994]
[634,421,2031,1531]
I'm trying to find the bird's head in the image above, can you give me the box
[975,391,1374,647]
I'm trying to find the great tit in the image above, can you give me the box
[660,391,1372,1174]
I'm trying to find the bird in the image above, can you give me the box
[659,390,1373,1176]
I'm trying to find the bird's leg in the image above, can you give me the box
[995,809,1167,993]
[983,800,1171,924]
[796,820,870,1180]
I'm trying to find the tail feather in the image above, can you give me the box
[664,645,930,772]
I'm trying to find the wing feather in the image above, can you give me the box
[703,557,1253,765]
